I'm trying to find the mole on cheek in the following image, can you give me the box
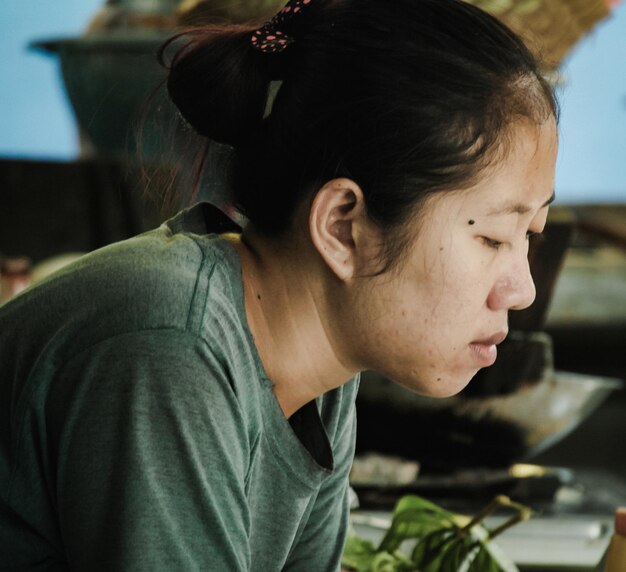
[468,220,475,226]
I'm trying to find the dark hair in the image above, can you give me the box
[161,0,558,268]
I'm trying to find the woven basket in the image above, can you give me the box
[90,0,614,70]
[176,0,613,69]
[466,0,611,69]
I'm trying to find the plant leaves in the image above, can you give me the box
[371,552,402,572]
[392,495,457,521]
[411,528,457,570]
[468,544,489,572]
[378,509,453,553]
[341,535,378,572]
[482,539,519,572]
[440,535,475,571]
[344,494,524,572]
[378,495,456,553]
[467,543,504,572]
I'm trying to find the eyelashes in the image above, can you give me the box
[481,237,504,250]
[481,231,545,251]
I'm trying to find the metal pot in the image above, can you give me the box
[32,35,173,158]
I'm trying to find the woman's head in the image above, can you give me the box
[339,118,557,396]
[164,0,558,271]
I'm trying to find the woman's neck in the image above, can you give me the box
[225,229,357,418]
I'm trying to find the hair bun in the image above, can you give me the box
[163,27,272,146]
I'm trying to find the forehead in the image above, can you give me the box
[385,119,558,266]
[456,119,558,212]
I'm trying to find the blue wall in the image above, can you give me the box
[1,1,625,202]
[554,4,626,202]
[0,0,102,160]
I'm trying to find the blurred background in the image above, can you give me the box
[1,0,625,200]
[1,2,625,568]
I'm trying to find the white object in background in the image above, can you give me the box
[0,257,32,304]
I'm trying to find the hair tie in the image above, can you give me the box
[251,0,317,54]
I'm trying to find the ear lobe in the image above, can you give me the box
[309,178,367,281]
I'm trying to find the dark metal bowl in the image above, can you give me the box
[32,34,172,158]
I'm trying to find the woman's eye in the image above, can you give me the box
[481,237,503,250]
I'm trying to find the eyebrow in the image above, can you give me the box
[487,191,556,216]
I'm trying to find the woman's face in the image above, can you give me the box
[351,119,558,397]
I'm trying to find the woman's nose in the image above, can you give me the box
[487,256,537,311]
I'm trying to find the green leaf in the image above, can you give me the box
[440,535,475,571]
[468,544,491,572]
[371,552,404,572]
[411,528,457,570]
[392,495,456,520]
[482,539,519,572]
[378,495,456,553]
[389,550,416,570]
[379,510,453,553]
[341,535,378,572]
[467,543,506,572]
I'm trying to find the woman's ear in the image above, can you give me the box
[309,178,379,281]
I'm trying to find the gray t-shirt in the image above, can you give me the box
[0,202,359,571]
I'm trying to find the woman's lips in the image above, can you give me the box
[469,331,508,367]
[469,342,498,366]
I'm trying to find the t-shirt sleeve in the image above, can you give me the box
[48,329,252,571]
[283,400,357,572]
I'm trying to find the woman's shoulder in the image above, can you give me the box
[0,203,246,367]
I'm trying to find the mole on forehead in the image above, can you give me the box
[486,191,556,216]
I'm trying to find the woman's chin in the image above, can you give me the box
[392,368,479,398]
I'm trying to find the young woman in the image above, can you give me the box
[0,0,558,569]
